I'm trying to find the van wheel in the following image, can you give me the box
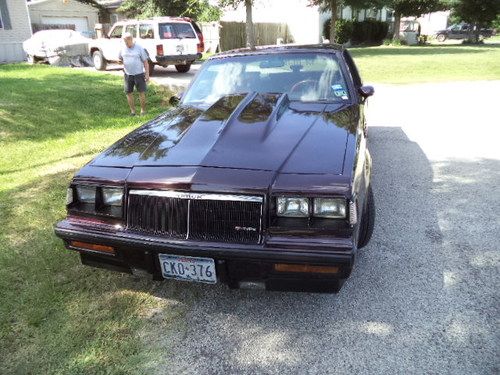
[92,50,107,71]
[175,64,191,73]
[147,60,155,76]
[436,34,446,43]
[358,185,375,249]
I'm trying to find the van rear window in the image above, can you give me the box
[159,23,196,39]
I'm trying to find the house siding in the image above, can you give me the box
[0,0,32,63]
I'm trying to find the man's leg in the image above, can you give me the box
[139,92,146,114]
[126,93,136,115]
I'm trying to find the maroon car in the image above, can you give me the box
[55,44,375,293]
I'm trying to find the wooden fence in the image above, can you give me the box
[219,21,294,51]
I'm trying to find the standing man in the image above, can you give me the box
[119,32,149,116]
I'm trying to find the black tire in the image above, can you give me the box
[175,63,191,73]
[436,34,446,43]
[147,60,155,76]
[92,50,107,71]
[358,185,375,249]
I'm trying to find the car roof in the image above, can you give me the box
[211,44,345,59]
[116,17,191,25]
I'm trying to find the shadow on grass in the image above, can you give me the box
[0,64,169,143]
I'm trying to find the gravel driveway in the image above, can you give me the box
[139,81,499,374]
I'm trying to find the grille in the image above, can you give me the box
[127,191,263,244]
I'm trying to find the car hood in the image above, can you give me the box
[90,92,358,175]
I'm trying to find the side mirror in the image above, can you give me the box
[169,92,183,106]
[358,85,374,98]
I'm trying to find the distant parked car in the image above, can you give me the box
[23,29,91,64]
[89,17,202,75]
[435,24,493,42]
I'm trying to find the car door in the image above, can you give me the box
[103,24,124,61]
[138,23,155,61]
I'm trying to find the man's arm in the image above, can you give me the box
[141,47,149,81]
[143,59,150,82]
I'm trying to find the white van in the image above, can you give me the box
[89,17,202,74]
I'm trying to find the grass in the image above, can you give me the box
[0,43,499,372]
[350,43,500,83]
[0,64,180,374]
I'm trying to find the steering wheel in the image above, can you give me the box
[289,79,318,96]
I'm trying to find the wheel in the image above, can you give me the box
[147,60,155,76]
[175,63,191,73]
[92,50,107,71]
[436,34,446,43]
[358,185,375,249]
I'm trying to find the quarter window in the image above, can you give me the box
[109,25,123,38]
[139,24,154,39]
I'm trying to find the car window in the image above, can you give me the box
[159,23,196,39]
[175,23,196,38]
[125,24,137,38]
[139,24,154,39]
[109,25,123,38]
[159,23,175,39]
[183,53,349,106]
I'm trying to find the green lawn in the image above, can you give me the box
[0,64,177,374]
[1,44,499,373]
[350,43,500,83]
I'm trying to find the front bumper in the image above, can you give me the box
[155,53,201,65]
[55,219,355,293]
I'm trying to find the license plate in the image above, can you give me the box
[159,254,216,284]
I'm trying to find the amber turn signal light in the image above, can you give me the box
[70,241,115,255]
[274,263,339,274]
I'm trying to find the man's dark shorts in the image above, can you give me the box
[124,73,147,94]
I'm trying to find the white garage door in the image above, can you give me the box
[41,17,89,33]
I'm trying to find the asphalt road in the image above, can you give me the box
[137,81,499,374]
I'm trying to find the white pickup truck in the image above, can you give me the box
[89,17,202,75]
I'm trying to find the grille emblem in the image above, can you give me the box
[234,226,257,232]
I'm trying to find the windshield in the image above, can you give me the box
[182,52,350,107]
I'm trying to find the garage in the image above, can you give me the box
[28,0,98,37]
[41,16,89,33]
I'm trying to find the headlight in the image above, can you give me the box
[75,185,96,203]
[102,187,123,206]
[69,184,124,218]
[277,197,309,217]
[313,198,346,218]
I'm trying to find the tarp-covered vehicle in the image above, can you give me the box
[23,29,92,66]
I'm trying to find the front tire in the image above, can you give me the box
[175,63,191,73]
[358,185,375,249]
[436,34,446,43]
[92,50,107,71]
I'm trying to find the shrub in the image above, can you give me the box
[351,20,389,44]
[323,19,354,44]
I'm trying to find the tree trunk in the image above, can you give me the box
[392,11,401,40]
[245,0,255,49]
[329,0,338,43]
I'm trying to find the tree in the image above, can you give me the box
[384,0,445,40]
[219,0,255,49]
[310,0,385,43]
[449,0,500,42]
[118,0,221,21]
